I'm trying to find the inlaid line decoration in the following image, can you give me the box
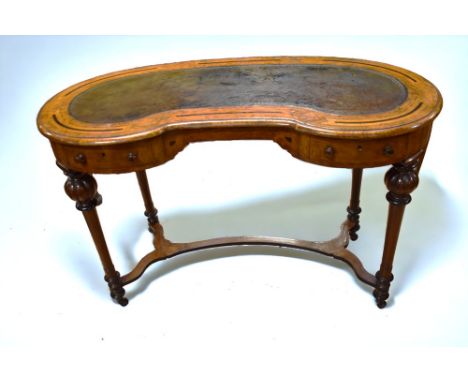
[53,114,123,132]
[323,58,418,83]
[65,73,126,96]
[197,58,283,65]
[65,64,170,97]
[338,102,423,125]
[176,110,284,118]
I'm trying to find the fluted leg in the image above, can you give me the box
[347,168,363,241]
[373,153,422,308]
[59,163,128,306]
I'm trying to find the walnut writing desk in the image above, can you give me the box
[37,57,442,308]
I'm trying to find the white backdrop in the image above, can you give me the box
[1,36,467,380]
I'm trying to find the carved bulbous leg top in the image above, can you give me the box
[384,157,420,206]
[58,162,102,211]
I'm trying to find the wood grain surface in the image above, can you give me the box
[37,56,442,173]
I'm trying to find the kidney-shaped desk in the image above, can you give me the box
[37,56,442,308]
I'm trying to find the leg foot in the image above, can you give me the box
[373,271,394,308]
[105,272,129,306]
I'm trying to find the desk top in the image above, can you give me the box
[38,56,442,146]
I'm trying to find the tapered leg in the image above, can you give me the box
[373,153,422,308]
[347,168,363,241]
[136,170,159,229]
[59,164,128,306]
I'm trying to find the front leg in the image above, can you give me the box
[59,163,128,306]
[373,152,422,308]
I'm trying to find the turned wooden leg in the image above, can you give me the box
[347,168,363,241]
[136,170,159,229]
[373,153,422,308]
[59,164,128,306]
